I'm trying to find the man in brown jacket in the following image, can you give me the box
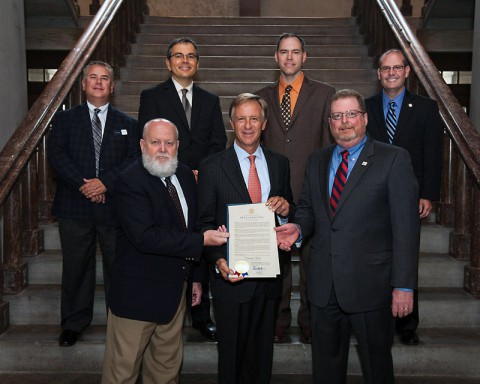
[256,33,335,343]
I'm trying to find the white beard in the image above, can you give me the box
[142,152,178,178]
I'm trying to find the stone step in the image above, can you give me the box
[135,34,365,45]
[118,68,378,83]
[7,285,479,328]
[139,24,361,35]
[42,222,451,255]
[113,80,379,99]
[25,249,466,289]
[131,44,370,57]
[125,55,375,70]
[143,16,357,26]
[0,374,479,384]
[0,324,479,378]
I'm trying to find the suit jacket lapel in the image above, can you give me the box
[164,79,190,132]
[190,84,201,132]
[221,146,251,202]
[333,138,374,218]
[263,147,278,197]
[370,93,390,143]
[290,76,311,127]
[320,146,335,219]
[175,167,196,231]
[392,90,414,144]
[265,82,284,131]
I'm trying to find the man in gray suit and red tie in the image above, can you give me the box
[276,89,420,383]
[365,49,443,346]
[198,93,293,384]
[256,33,335,344]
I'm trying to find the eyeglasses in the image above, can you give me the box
[170,53,198,60]
[329,110,365,120]
[379,65,406,73]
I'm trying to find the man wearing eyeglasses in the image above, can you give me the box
[256,32,335,345]
[137,37,227,341]
[365,49,443,346]
[276,89,420,384]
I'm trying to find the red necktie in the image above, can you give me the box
[330,150,349,216]
[248,155,262,203]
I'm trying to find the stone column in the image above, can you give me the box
[0,0,28,151]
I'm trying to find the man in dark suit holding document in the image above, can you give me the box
[197,93,293,384]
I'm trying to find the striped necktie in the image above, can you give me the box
[330,150,349,216]
[181,88,191,128]
[386,100,397,143]
[92,108,102,177]
[165,176,187,231]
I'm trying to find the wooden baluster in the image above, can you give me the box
[465,186,480,297]
[2,182,28,293]
[21,155,44,256]
[38,132,56,223]
[449,161,472,260]
[438,134,456,227]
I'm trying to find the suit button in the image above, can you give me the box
[286,139,290,143]
[182,266,186,270]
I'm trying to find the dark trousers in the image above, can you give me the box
[275,239,311,328]
[214,283,276,384]
[311,287,395,384]
[58,216,115,333]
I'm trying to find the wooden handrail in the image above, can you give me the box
[0,0,124,209]
[0,0,145,332]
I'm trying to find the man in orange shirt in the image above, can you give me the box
[256,33,335,343]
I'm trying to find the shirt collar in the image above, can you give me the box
[334,134,368,158]
[171,77,193,93]
[382,86,406,107]
[233,142,264,162]
[279,71,305,94]
[86,101,109,113]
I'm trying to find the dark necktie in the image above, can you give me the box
[247,155,262,203]
[165,176,187,231]
[280,85,292,130]
[330,150,349,216]
[181,88,191,128]
[92,108,102,177]
[386,100,397,143]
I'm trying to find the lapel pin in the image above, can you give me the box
[362,161,368,166]
[408,103,413,108]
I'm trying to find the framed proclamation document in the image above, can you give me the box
[226,203,280,278]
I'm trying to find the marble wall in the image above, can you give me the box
[76,1,425,17]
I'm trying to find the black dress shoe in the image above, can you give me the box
[300,326,312,344]
[193,320,217,341]
[59,330,79,347]
[273,325,287,343]
[399,330,419,346]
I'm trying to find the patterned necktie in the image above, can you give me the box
[330,150,349,216]
[92,108,102,177]
[280,85,292,130]
[386,100,397,143]
[181,88,191,129]
[247,155,262,203]
[165,176,187,231]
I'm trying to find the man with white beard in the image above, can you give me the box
[102,118,228,384]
